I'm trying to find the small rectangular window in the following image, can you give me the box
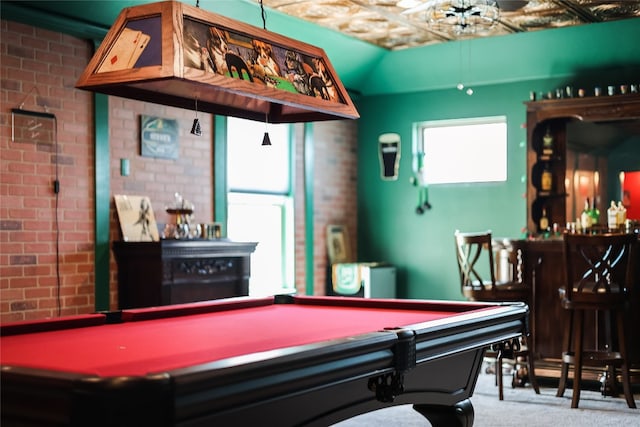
[416,116,507,184]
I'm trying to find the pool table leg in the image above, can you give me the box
[412,398,474,427]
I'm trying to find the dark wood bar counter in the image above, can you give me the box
[518,237,640,383]
[522,91,640,387]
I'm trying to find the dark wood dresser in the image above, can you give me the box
[113,240,257,309]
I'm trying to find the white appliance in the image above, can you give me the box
[331,262,396,298]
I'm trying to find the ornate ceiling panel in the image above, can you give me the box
[257,1,640,50]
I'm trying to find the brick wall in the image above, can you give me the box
[310,121,358,295]
[293,123,308,292]
[1,19,357,321]
[1,20,214,320]
[1,20,95,321]
[292,121,359,296]
[107,99,214,309]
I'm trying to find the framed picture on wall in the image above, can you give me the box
[114,195,160,242]
[326,224,352,265]
[140,115,179,159]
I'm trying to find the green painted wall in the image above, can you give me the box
[361,18,640,96]
[4,2,638,303]
[355,19,640,301]
[356,81,528,301]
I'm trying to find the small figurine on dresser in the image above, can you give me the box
[164,192,200,239]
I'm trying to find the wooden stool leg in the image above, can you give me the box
[557,310,573,398]
[571,310,584,409]
[616,311,637,409]
[524,336,540,394]
[527,355,540,394]
[602,310,618,397]
[497,350,504,401]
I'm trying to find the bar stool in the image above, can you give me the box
[556,232,637,409]
[454,230,540,400]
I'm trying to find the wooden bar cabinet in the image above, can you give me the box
[523,92,640,385]
[113,239,257,309]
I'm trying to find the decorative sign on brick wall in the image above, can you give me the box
[11,109,56,145]
[140,115,179,159]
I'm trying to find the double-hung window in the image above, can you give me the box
[226,117,295,296]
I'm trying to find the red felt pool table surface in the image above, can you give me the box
[1,299,457,377]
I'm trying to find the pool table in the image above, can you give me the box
[1,295,528,427]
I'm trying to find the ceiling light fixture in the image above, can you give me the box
[429,0,500,35]
[405,0,500,36]
[76,1,358,124]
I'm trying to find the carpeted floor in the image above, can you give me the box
[334,368,639,426]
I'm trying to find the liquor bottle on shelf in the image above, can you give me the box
[539,207,549,233]
[542,127,554,157]
[540,162,553,192]
[580,198,592,231]
[589,198,600,226]
[617,201,627,227]
[607,201,618,229]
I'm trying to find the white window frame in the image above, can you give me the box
[414,116,507,185]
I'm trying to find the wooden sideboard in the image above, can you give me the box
[519,238,640,382]
[113,240,257,309]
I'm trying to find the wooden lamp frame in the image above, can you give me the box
[76,1,359,123]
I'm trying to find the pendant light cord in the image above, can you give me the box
[196,0,265,29]
[261,0,269,129]
[260,0,267,30]
[53,116,61,316]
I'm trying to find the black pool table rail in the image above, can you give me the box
[1,296,529,427]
